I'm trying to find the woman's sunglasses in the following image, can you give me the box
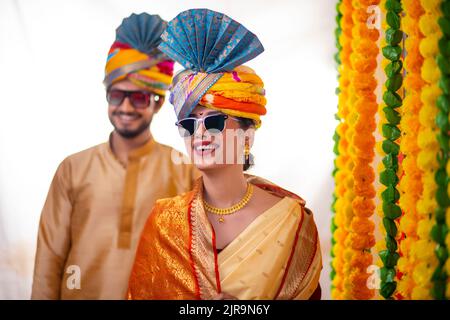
[175,114,239,137]
[106,89,159,109]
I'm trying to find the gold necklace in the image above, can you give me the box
[203,184,254,223]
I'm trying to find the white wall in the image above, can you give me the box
[0,0,337,299]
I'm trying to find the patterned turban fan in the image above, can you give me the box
[158,9,266,127]
[104,13,174,96]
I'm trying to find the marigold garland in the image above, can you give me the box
[410,0,441,300]
[396,0,425,300]
[331,0,354,300]
[345,0,379,300]
[431,0,450,300]
[332,0,449,300]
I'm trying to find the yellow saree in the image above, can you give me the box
[128,176,322,300]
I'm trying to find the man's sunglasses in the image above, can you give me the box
[175,114,239,137]
[106,89,160,109]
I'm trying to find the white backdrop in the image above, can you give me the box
[0,0,337,299]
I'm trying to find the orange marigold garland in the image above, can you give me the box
[345,0,380,300]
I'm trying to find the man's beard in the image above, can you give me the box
[110,112,152,139]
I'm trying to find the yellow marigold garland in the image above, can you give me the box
[410,0,441,300]
[396,0,425,300]
[332,0,354,300]
[431,0,450,299]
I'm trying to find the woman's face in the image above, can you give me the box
[181,105,254,172]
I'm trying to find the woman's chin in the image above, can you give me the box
[190,148,220,170]
[193,160,225,172]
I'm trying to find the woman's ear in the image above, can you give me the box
[246,127,256,148]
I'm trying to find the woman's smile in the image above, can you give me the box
[192,139,220,157]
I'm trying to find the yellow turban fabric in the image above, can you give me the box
[199,66,267,127]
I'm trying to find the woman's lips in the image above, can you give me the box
[192,140,219,156]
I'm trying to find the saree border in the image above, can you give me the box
[188,180,221,299]
[275,206,319,299]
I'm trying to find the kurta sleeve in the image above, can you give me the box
[31,159,73,299]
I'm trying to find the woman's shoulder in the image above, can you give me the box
[151,178,202,221]
[247,174,307,206]
[153,189,196,213]
[144,190,196,234]
[251,186,285,211]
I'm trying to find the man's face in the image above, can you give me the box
[107,80,163,139]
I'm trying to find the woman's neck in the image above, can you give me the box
[202,165,248,207]
[111,130,152,165]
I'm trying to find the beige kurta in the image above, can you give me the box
[31,136,197,299]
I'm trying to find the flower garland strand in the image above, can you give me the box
[379,0,404,299]
[411,0,441,300]
[431,0,450,300]
[346,0,380,299]
[331,0,354,299]
[331,0,343,291]
[396,0,425,300]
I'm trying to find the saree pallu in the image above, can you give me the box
[128,176,322,300]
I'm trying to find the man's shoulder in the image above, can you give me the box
[60,142,107,166]
[153,141,193,168]
[154,141,186,158]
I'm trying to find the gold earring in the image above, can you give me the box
[244,137,250,163]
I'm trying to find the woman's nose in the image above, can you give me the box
[195,119,206,136]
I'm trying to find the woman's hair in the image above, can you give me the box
[236,117,255,171]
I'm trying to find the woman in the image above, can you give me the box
[128,8,322,300]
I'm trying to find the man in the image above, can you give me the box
[31,13,197,299]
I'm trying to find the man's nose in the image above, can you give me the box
[118,97,134,113]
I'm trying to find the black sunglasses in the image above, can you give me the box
[106,89,159,109]
[175,114,239,137]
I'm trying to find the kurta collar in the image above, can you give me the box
[107,132,156,167]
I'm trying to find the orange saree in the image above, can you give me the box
[128,176,322,300]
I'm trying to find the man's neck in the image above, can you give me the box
[110,130,152,166]
[202,165,248,207]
